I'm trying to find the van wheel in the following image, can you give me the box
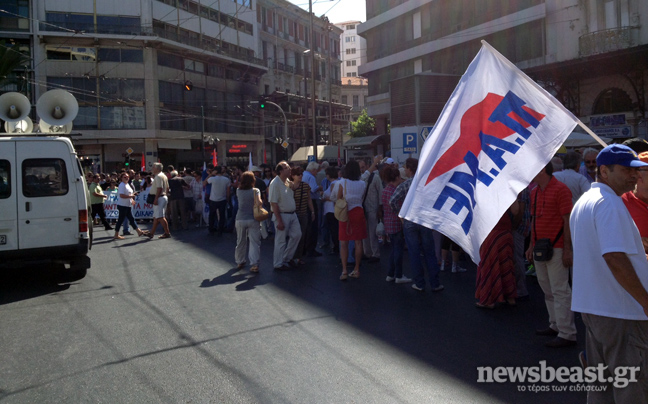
[58,267,87,283]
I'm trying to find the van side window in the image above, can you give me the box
[22,159,69,197]
[0,160,9,199]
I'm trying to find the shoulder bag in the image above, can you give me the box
[334,180,349,222]
[253,188,270,221]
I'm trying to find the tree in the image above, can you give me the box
[0,46,29,89]
[347,109,375,138]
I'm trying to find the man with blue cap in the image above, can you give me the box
[570,144,648,402]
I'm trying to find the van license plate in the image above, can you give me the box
[0,235,5,245]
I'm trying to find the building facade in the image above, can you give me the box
[0,0,349,171]
[358,0,648,161]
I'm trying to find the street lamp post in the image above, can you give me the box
[309,0,317,160]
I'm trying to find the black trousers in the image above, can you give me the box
[209,200,227,234]
[325,212,339,253]
[91,202,112,229]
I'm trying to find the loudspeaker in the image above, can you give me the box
[0,92,31,122]
[36,89,79,126]
[38,120,73,134]
[4,117,33,134]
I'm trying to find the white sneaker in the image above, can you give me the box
[452,265,467,273]
[412,284,424,291]
[385,276,395,282]
[440,262,446,271]
[395,276,412,284]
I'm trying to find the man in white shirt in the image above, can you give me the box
[554,152,590,205]
[571,144,648,403]
[268,161,302,270]
[204,166,230,235]
[359,158,383,263]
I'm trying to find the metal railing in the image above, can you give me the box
[579,27,634,57]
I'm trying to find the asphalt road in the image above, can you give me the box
[0,223,587,403]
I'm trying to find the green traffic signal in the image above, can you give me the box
[260,102,265,109]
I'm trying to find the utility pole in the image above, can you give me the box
[309,0,317,160]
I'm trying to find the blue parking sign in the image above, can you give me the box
[403,133,417,153]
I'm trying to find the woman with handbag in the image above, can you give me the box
[291,166,315,266]
[332,160,367,280]
[234,171,263,273]
[114,172,145,240]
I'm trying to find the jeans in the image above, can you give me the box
[209,200,227,233]
[115,205,139,233]
[387,231,405,278]
[403,220,440,289]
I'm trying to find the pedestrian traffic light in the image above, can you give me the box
[184,80,193,91]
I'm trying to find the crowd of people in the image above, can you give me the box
[83,136,648,402]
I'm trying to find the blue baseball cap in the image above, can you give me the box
[596,144,648,168]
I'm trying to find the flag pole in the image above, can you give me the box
[480,40,608,148]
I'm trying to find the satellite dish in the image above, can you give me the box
[36,89,79,126]
[4,117,33,133]
[0,92,31,122]
[38,120,74,135]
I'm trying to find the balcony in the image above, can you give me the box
[579,27,635,57]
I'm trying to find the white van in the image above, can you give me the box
[0,135,91,281]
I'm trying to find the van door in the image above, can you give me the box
[16,141,79,249]
[0,141,17,252]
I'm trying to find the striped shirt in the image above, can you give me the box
[293,182,311,216]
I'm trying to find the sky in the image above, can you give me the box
[287,0,366,24]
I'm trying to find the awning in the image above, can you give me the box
[158,139,192,150]
[344,134,383,147]
[562,131,611,148]
[290,145,342,162]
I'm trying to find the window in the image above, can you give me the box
[47,46,96,61]
[22,159,68,198]
[346,48,356,55]
[346,72,352,77]
[346,24,355,30]
[353,95,359,107]
[346,60,356,67]
[345,36,356,42]
[0,160,10,199]
[341,95,348,104]
[98,48,143,63]
[351,72,357,77]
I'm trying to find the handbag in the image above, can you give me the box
[532,191,563,262]
[334,180,349,222]
[253,189,270,221]
[146,193,155,204]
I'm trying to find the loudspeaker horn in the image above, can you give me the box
[4,117,33,134]
[38,120,73,135]
[0,92,31,122]
[36,89,79,126]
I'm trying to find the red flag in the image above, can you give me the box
[212,150,217,166]
[141,153,145,172]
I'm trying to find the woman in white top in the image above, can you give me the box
[332,160,367,280]
[234,171,263,272]
[114,172,144,239]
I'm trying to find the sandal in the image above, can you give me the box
[349,271,360,279]
[250,265,259,273]
[136,229,145,237]
[158,233,171,239]
[475,302,495,309]
[237,262,246,269]
[339,272,348,281]
[113,235,125,240]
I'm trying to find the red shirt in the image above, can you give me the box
[530,176,572,248]
[622,191,648,238]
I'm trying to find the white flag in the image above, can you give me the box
[249,152,253,172]
[399,41,578,264]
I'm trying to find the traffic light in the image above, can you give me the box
[124,156,130,167]
[259,97,265,109]
[184,80,193,91]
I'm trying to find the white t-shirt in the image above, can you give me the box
[208,175,230,202]
[117,182,134,207]
[553,169,590,205]
[571,182,648,320]
[331,178,366,210]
